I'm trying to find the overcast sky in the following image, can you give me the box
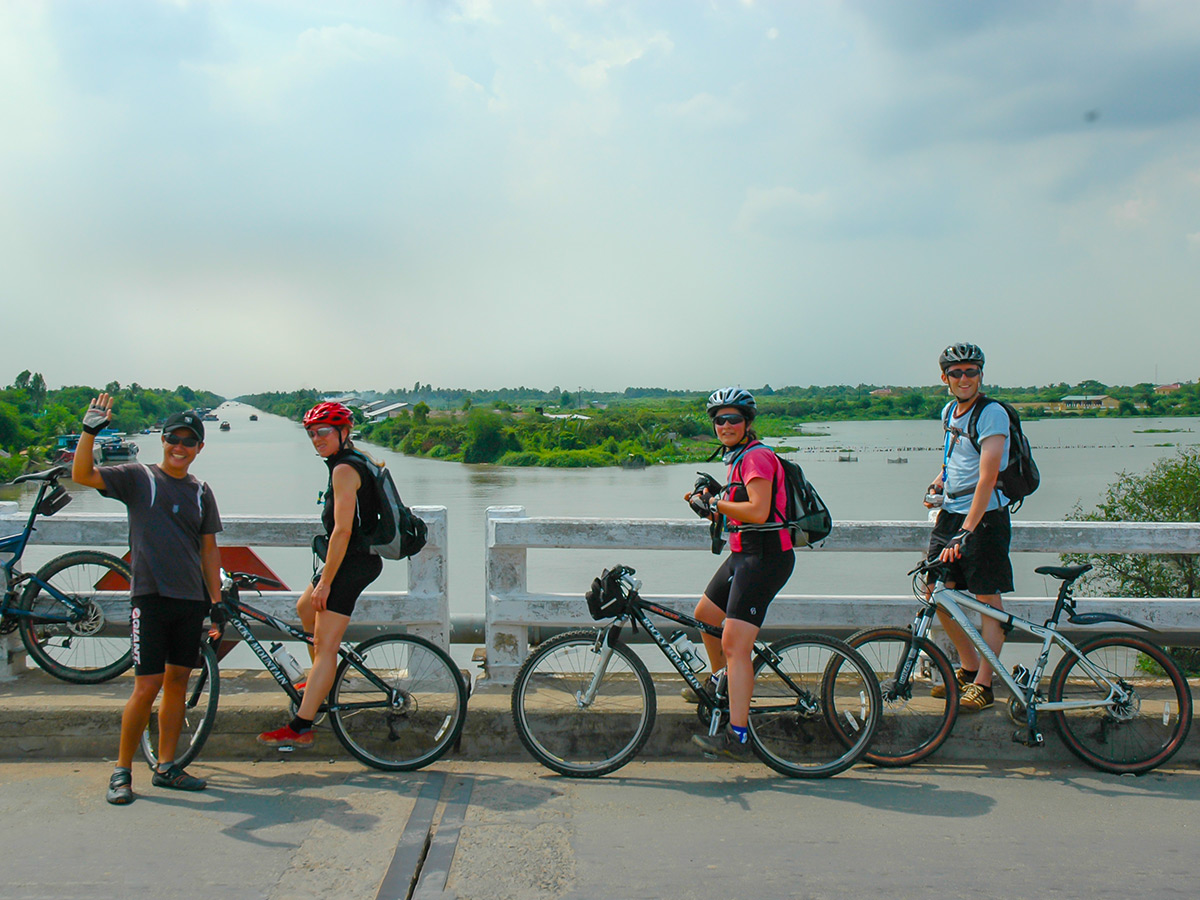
[3,1,1199,397]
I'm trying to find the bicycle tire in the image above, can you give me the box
[511,629,655,777]
[139,639,220,770]
[1049,633,1193,775]
[327,634,468,772]
[16,550,134,683]
[842,627,959,767]
[751,633,881,778]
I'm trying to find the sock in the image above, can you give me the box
[114,766,131,776]
[960,669,978,680]
[289,715,314,734]
[156,761,174,773]
[729,725,749,744]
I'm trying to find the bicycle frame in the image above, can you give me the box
[911,580,1140,717]
[219,593,407,715]
[1,476,96,624]
[586,579,811,736]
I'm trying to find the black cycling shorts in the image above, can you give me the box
[130,594,208,676]
[927,508,1014,596]
[311,553,383,617]
[703,550,795,629]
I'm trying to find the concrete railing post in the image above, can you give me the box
[0,502,25,680]
[484,506,528,684]
[405,507,449,647]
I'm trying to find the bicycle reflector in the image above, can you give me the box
[37,485,72,517]
[585,567,629,620]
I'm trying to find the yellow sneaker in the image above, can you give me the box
[930,667,975,699]
[958,682,995,713]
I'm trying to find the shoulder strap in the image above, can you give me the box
[965,395,992,452]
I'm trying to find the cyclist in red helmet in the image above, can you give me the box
[259,401,383,748]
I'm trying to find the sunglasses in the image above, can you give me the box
[307,426,338,439]
[164,433,200,448]
[713,413,746,426]
[945,367,981,380]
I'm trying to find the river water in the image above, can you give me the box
[11,403,1198,613]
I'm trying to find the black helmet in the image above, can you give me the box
[706,387,756,420]
[939,342,985,372]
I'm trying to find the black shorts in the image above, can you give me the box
[130,595,208,676]
[312,553,383,617]
[703,550,796,628]
[927,508,1014,596]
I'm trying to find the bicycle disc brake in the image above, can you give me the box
[67,600,107,637]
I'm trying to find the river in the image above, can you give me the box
[10,403,1198,613]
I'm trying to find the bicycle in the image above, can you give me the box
[1,466,133,683]
[835,559,1193,774]
[140,570,469,772]
[510,564,882,778]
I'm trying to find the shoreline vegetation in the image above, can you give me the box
[0,373,223,481]
[238,380,1200,469]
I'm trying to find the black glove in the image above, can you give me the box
[209,604,227,626]
[689,493,715,519]
[82,403,111,435]
[944,529,973,557]
[693,472,722,496]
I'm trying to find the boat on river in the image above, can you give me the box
[249,414,258,421]
[887,456,908,464]
[94,436,139,462]
[54,434,80,463]
[837,452,858,462]
[219,421,231,432]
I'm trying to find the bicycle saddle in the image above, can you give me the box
[1034,564,1092,581]
[12,466,69,484]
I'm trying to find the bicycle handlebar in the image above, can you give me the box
[221,570,285,592]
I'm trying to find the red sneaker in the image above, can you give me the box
[257,725,314,748]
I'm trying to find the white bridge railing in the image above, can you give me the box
[484,506,1200,683]
[0,504,448,679]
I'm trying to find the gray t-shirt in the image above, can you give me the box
[99,463,222,602]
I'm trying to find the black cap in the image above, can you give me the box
[163,411,204,441]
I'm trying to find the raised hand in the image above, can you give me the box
[82,393,113,435]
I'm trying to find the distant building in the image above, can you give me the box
[543,413,591,421]
[870,388,893,397]
[1055,395,1119,412]
[365,402,409,421]
[1155,383,1182,394]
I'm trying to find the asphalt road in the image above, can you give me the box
[0,758,1195,900]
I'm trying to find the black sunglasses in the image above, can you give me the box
[713,413,746,426]
[164,433,200,448]
[945,367,981,380]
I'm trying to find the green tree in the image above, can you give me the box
[413,401,430,425]
[1063,449,1200,599]
[462,410,506,463]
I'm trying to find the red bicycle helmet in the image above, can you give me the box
[303,402,353,430]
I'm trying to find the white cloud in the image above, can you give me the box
[1110,196,1157,226]
[193,24,401,113]
[734,186,830,233]
[668,92,746,128]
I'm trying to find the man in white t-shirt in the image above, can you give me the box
[923,343,1014,713]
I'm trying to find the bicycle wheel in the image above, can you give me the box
[751,633,881,778]
[17,550,134,683]
[328,634,468,772]
[1049,634,1193,775]
[511,629,655,777]
[140,640,220,770]
[842,627,959,767]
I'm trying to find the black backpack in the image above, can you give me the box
[943,396,1040,513]
[336,450,428,560]
[727,443,833,547]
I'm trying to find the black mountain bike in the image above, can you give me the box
[510,564,882,778]
[1,466,133,683]
[140,571,469,772]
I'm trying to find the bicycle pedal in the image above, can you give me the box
[1011,730,1044,747]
